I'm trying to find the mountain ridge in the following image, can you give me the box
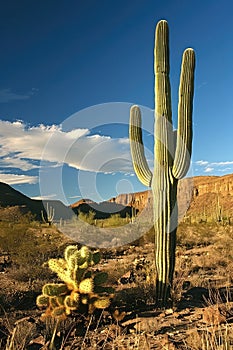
[1,173,233,222]
[0,182,74,221]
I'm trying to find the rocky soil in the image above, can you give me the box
[1,222,233,349]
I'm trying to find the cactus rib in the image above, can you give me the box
[173,48,195,179]
[129,106,153,187]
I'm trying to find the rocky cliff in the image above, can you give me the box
[108,173,233,221]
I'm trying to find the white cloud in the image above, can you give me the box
[195,160,233,175]
[31,194,57,200]
[195,160,209,166]
[204,167,214,173]
[211,161,233,166]
[0,156,38,171]
[0,173,38,184]
[0,120,135,174]
[217,167,232,172]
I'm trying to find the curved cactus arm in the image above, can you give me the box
[41,209,46,223]
[172,48,195,179]
[129,105,153,187]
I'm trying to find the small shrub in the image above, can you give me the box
[102,214,127,227]
[78,210,95,225]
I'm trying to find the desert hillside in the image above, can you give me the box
[0,182,74,221]
[1,173,233,222]
[106,173,233,222]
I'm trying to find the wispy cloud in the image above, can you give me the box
[0,88,37,103]
[211,161,233,166]
[31,194,57,200]
[195,160,233,175]
[0,156,38,171]
[195,160,209,166]
[204,167,214,173]
[0,173,38,184]
[197,81,207,90]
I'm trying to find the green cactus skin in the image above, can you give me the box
[51,306,67,319]
[64,245,78,262]
[92,251,101,265]
[36,295,49,307]
[42,283,68,297]
[129,20,195,307]
[64,295,79,310]
[94,272,108,285]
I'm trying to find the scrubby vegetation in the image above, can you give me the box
[0,210,233,349]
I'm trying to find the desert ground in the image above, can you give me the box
[0,211,233,349]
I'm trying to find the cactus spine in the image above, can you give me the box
[129,20,195,307]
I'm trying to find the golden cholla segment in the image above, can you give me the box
[64,295,79,310]
[42,283,68,296]
[49,297,58,308]
[71,291,80,302]
[64,245,78,262]
[79,278,94,294]
[36,295,49,307]
[47,260,70,284]
[79,246,90,259]
[48,258,65,273]
[51,306,67,319]
[93,297,111,309]
[37,244,114,319]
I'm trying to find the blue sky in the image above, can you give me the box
[0,0,233,204]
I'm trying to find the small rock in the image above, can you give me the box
[202,305,226,325]
[29,335,45,346]
[119,270,135,284]
[165,308,174,316]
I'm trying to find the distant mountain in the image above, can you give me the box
[0,182,74,221]
[0,183,134,222]
[1,173,233,223]
[0,182,33,207]
[70,198,135,219]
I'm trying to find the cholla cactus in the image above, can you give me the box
[36,245,114,320]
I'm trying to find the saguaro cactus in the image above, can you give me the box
[129,20,195,307]
[41,203,55,226]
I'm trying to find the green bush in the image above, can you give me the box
[0,220,68,281]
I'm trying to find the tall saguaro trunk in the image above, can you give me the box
[129,20,195,307]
